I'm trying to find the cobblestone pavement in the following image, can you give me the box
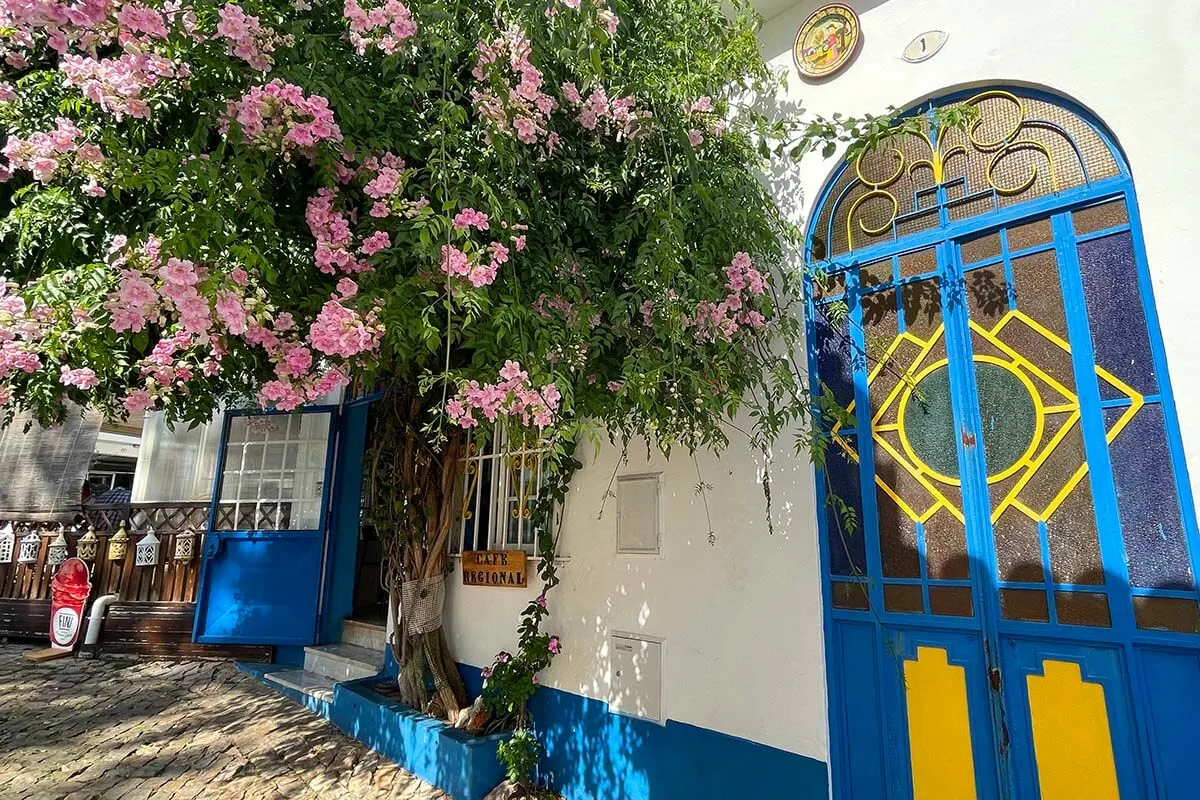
[0,645,451,800]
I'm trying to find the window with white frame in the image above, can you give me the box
[454,433,548,555]
[215,412,331,531]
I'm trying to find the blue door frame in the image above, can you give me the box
[193,404,341,646]
[808,87,1200,798]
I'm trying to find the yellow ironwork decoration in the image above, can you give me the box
[460,443,482,520]
[509,453,540,520]
[833,308,1143,526]
[846,90,1066,250]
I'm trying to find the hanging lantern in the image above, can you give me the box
[107,520,129,562]
[18,528,40,563]
[47,525,69,566]
[174,527,196,562]
[135,527,159,567]
[0,522,14,564]
[76,524,98,562]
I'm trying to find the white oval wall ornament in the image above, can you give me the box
[903,30,948,63]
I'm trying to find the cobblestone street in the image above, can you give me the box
[0,645,450,800]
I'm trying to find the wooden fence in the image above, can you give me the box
[0,502,272,661]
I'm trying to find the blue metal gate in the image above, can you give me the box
[808,88,1200,798]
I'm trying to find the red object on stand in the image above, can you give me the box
[49,558,91,651]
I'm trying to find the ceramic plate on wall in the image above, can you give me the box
[793,3,861,80]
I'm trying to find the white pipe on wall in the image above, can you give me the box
[83,594,119,646]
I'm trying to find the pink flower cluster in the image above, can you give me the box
[116,3,167,41]
[224,79,342,156]
[308,294,383,359]
[452,208,488,230]
[343,0,416,55]
[357,152,428,220]
[0,282,43,383]
[0,0,108,62]
[60,365,98,389]
[100,236,376,415]
[561,82,650,140]
[446,360,561,430]
[61,52,182,121]
[215,3,279,71]
[681,95,728,150]
[307,188,372,274]
[1,116,105,190]
[471,31,559,146]
[437,207,522,289]
[688,252,768,342]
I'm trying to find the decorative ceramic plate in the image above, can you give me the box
[793,3,861,79]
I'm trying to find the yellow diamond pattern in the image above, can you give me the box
[832,309,1144,525]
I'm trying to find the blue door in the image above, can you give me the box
[810,88,1200,798]
[193,406,338,645]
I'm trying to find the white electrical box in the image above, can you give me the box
[608,632,663,723]
[616,473,661,554]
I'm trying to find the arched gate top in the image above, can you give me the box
[807,87,1129,263]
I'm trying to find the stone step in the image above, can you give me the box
[304,642,386,682]
[341,618,387,651]
[264,669,337,703]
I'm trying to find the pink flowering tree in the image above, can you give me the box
[0,0,868,782]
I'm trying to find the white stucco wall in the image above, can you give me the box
[442,0,1200,766]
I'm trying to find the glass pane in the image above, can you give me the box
[1007,218,1052,252]
[824,436,865,577]
[1073,200,1128,236]
[924,510,969,581]
[1055,591,1111,628]
[227,416,248,443]
[812,270,846,301]
[814,304,854,408]
[884,584,924,614]
[1001,588,1049,622]
[244,443,265,470]
[961,232,1001,265]
[832,581,870,610]
[1107,405,1194,590]
[859,258,893,289]
[262,443,285,470]
[929,586,973,617]
[1078,231,1158,397]
[898,247,937,279]
[1133,596,1200,634]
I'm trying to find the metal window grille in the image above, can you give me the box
[454,432,548,555]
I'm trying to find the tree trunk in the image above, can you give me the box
[368,389,468,720]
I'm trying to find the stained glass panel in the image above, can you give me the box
[1078,231,1158,397]
[1133,596,1200,634]
[884,583,924,614]
[1001,588,1050,622]
[1106,405,1194,590]
[825,435,865,578]
[814,304,854,408]
[1055,591,1111,628]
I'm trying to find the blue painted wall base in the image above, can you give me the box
[238,662,507,800]
[458,665,829,799]
[248,651,828,799]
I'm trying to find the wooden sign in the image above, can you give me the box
[462,550,528,588]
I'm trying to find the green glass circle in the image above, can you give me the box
[902,362,1037,480]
